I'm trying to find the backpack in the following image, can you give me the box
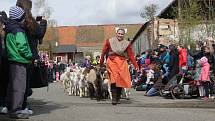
[187,53,193,68]
[30,60,49,88]
[139,57,145,64]
[145,58,150,65]
[162,52,170,64]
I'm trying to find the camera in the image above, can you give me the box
[36,16,43,21]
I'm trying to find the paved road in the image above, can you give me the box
[1,82,215,121]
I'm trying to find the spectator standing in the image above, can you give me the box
[5,6,32,119]
[0,11,9,114]
[16,0,47,114]
[178,45,188,73]
[199,57,210,101]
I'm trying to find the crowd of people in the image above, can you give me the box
[130,41,215,100]
[0,0,215,120]
[0,0,47,119]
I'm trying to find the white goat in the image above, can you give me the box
[60,67,72,94]
[69,70,79,96]
[78,70,88,97]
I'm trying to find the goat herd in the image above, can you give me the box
[60,65,130,101]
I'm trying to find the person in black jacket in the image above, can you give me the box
[212,44,215,78]
[204,46,215,80]
[0,11,9,114]
[168,44,179,82]
[16,0,47,113]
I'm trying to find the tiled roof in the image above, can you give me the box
[43,27,56,41]
[57,26,77,45]
[46,24,142,47]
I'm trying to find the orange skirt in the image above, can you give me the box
[107,56,131,88]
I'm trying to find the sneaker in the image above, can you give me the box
[209,95,215,99]
[24,108,34,115]
[203,97,209,101]
[9,110,29,119]
[0,107,8,114]
[163,91,170,94]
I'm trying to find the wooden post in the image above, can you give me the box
[73,52,75,63]
[178,0,181,20]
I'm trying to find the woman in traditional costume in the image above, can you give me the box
[100,28,138,105]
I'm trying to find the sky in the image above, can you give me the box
[1,0,173,26]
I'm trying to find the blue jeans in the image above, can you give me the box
[203,81,210,97]
[147,87,158,96]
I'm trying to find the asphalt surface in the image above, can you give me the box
[1,82,215,121]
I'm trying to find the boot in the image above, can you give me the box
[111,83,117,105]
[112,89,117,105]
[116,87,122,104]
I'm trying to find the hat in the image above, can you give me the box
[9,6,25,21]
[200,56,208,64]
[159,44,167,49]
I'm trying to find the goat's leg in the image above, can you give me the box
[74,85,77,96]
[84,85,88,97]
[88,83,94,99]
[63,80,66,92]
[77,85,80,96]
[75,85,79,96]
[68,81,72,96]
[93,83,100,101]
[78,86,83,97]
[125,88,130,100]
[72,86,75,95]
[108,83,112,100]
[79,87,83,97]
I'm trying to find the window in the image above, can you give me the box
[56,56,62,62]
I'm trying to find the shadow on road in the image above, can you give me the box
[122,100,215,109]
[28,98,68,116]
[0,98,68,121]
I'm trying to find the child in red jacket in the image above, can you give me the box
[199,56,210,101]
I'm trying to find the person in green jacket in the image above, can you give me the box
[92,55,100,65]
[5,6,32,119]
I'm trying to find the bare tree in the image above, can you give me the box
[140,4,158,21]
[33,0,58,57]
[33,0,55,25]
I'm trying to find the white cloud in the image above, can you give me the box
[0,0,173,26]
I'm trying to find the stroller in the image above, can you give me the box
[159,71,199,99]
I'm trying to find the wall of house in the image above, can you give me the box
[132,28,150,55]
[74,52,84,64]
[157,19,179,46]
[132,18,179,55]
[77,46,102,57]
